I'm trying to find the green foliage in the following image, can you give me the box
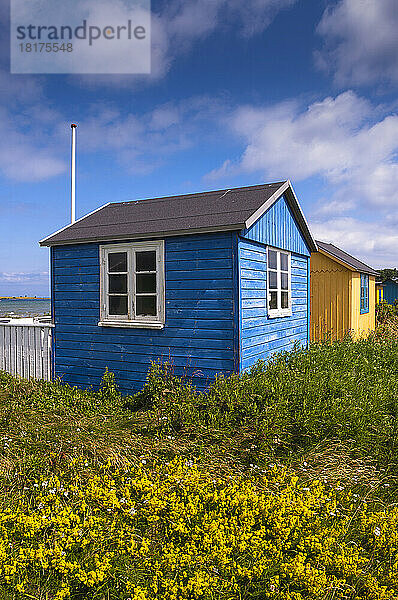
[137,337,398,472]
[376,301,396,323]
[376,300,398,324]
[0,368,122,415]
[96,367,121,405]
[378,268,398,282]
[2,337,398,597]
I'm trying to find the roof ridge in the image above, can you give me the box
[316,240,377,273]
[68,207,250,230]
[40,180,317,251]
[110,181,286,207]
[317,240,364,259]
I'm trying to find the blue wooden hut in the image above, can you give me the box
[40,181,316,393]
[382,278,398,305]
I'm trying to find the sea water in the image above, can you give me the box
[0,298,51,317]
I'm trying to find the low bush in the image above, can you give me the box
[138,337,398,472]
[375,302,398,343]
[376,301,398,324]
[0,367,122,415]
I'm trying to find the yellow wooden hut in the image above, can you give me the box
[311,241,377,341]
[375,281,384,304]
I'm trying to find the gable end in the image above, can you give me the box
[241,193,311,256]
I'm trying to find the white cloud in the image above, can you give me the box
[0,70,67,182]
[0,105,66,182]
[71,96,226,174]
[0,139,66,182]
[206,90,398,266]
[0,271,48,283]
[206,159,238,181]
[154,0,297,77]
[164,0,296,39]
[11,0,151,74]
[0,69,67,182]
[316,0,398,87]
[0,71,43,104]
[310,217,398,269]
[211,91,398,212]
[0,81,228,183]
[73,0,297,84]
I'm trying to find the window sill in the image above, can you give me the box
[98,320,165,329]
[360,310,369,315]
[268,310,292,319]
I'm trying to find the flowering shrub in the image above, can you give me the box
[3,337,398,599]
[1,458,398,599]
[376,301,397,324]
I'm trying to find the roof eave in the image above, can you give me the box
[39,202,111,247]
[317,247,378,276]
[39,223,245,247]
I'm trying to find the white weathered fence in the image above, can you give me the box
[0,321,53,381]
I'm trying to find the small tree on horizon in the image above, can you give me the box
[378,268,398,282]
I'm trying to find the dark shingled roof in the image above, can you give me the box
[40,181,317,250]
[316,240,378,276]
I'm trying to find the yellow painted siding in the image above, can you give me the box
[310,253,376,341]
[310,252,351,341]
[351,274,376,337]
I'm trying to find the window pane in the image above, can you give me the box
[109,295,128,315]
[268,250,277,270]
[269,291,278,310]
[136,273,156,293]
[108,274,127,293]
[136,251,156,272]
[136,295,157,316]
[108,252,127,272]
[281,272,289,290]
[361,275,368,311]
[280,253,288,272]
[269,271,278,289]
[281,292,289,309]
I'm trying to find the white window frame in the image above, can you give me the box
[267,246,292,318]
[99,240,165,329]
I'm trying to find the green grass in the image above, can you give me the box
[1,335,398,597]
[1,334,398,496]
[134,336,398,481]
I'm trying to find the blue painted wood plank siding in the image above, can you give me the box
[383,280,398,305]
[239,239,309,370]
[242,194,311,257]
[238,193,310,371]
[52,232,237,394]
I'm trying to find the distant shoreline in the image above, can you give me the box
[0,297,50,300]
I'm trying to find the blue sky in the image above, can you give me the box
[1,0,398,295]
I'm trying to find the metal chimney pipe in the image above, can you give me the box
[71,123,78,224]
